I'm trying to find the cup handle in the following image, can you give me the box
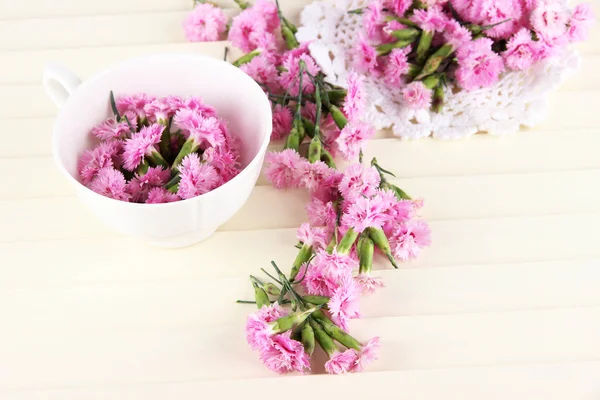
[42,62,82,109]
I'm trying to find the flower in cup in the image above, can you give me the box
[122,124,169,171]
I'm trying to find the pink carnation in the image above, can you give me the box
[296,223,329,250]
[259,332,311,374]
[342,194,389,233]
[338,163,381,201]
[254,0,280,32]
[202,146,241,183]
[298,160,337,194]
[568,3,596,42]
[455,38,504,91]
[390,219,432,261]
[240,54,280,92]
[328,277,361,330]
[530,0,569,44]
[271,105,294,140]
[343,72,367,123]
[182,3,228,42]
[364,0,385,41]
[177,153,222,199]
[229,9,269,52]
[384,47,411,88]
[450,0,478,21]
[301,102,317,121]
[353,37,379,75]
[353,337,381,372]
[279,53,320,96]
[144,97,179,124]
[122,124,163,171]
[89,167,131,202]
[384,0,412,16]
[146,187,180,204]
[379,189,413,225]
[325,349,360,374]
[303,249,358,296]
[78,140,122,185]
[91,117,133,141]
[174,109,225,149]
[245,303,288,351]
[410,6,448,32]
[116,94,155,120]
[401,81,432,110]
[180,96,218,118]
[443,20,472,50]
[264,149,304,189]
[354,273,385,295]
[476,0,523,39]
[336,122,375,161]
[503,28,539,70]
[126,166,170,203]
[305,197,337,228]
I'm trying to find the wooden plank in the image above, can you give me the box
[1,259,598,330]
[4,361,599,400]
[0,306,598,387]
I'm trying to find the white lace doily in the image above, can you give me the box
[296,0,580,139]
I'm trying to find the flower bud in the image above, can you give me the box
[337,227,359,255]
[328,105,348,130]
[432,85,445,113]
[252,282,270,309]
[281,25,299,49]
[390,28,420,40]
[358,235,375,275]
[377,39,414,56]
[326,89,347,106]
[320,148,337,169]
[368,227,398,269]
[308,136,322,163]
[415,30,434,64]
[312,310,362,351]
[284,128,300,151]
[295,117,306,143]
[415,44,454,80]
[301,322,316,356]
[302,118,315,138]
[270,307,318,334]
[290,244,313,280]
[310,318,336,356]
[303,295,330,305]
[422,74,441,90]
[263,283,281,297]
[232,50,261,67]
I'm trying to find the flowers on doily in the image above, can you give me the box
[78,92,241,203]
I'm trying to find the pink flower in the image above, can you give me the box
[353,337,381,372]
[342,194,389,233]
[174,109,224,148]
[303,249,358,296]
[410,6,448,32]
[530,0,569,44]
[271,105,294,140]
[455,38,504,91]
[146,187,180,204]
[182,3,228,42]
[144,97,178,124]
[401,81,432,110]
[338,163,381,201]
[379,189,413,225]
[122,124,164,171]
[126,166,170,203]
[354,273,385,295]
[254,0,280,32]
[180,96,218,118]
[259,332,311,374]
[443,20,472,50]
[353,37,379,75]
[240,54,280,92]
[264,149,304,189]
[296,223,329,250]
[202,146,241,183]
[503,28,539,70]
[319,115,342,156]
[177,153,222,199]
[390,219,432,261]
[91,117,133,141]
[343,72,367,123]
[336,122,375,161]
[450,0,478,21]
[384,0,413,16]
[305,197,337,227]
[279,53,321,96]
[229,9,268,52]
[384,47,411,88]
[245,303,288,351]
[116,94,155,120]
[476,0,523,39]
[78,141,122,185]
[382,20,407,43]
[325,349,360,374]
[568,3,596,42]
[301,101,317,121]
[298,160,336,194]
[328,277,361,330]
[364,0,385,41]
[89,167,131,202]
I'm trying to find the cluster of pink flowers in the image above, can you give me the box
[182,0,431,375]
[353,0,594,111]
[78,93,241,203]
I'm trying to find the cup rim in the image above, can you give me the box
[52,53,273,208]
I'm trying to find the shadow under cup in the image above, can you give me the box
[52,54,272,248]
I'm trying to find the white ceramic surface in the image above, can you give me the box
[43,54,272,248]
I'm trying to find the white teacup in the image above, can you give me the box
[43,54,272,248]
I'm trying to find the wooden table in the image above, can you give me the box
[1,0,600,398]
